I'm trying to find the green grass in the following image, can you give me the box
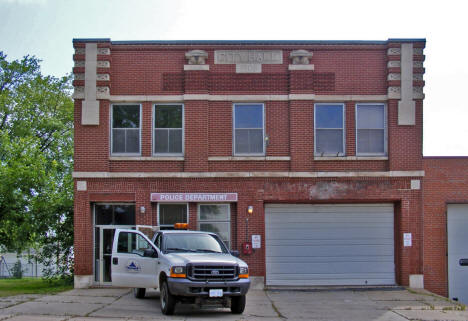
[0,278,73,297]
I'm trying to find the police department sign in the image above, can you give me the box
[151,193,238,202]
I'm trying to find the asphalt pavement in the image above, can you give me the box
[0,286,466,321]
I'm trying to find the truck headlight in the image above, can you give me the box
[170,266,186,278]
[239,266,249,278]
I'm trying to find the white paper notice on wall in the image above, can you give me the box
[252,235,261,249]
[404,233,412,247]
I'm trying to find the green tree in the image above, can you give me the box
[0,52,73,278]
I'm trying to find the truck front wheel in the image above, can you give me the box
[160,281,176,315]
[133,288,146,298]
[230,295,246,314]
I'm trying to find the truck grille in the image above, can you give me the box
[187,264,237,281]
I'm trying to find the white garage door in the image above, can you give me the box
[448,204,468,304]
[265,204,395,286]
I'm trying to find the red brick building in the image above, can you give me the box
[71,38,468,301]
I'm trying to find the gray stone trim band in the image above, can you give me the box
[73,170,425,179]
[104,94,389,102]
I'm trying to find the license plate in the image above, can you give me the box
[209,289,223,297]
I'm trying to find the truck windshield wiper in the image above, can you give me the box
[165,247,197,252]
[195,249,222,253]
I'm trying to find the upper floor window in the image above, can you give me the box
[233,103,265,155]
[111,104,141,155]
[356,104,387,155]
[154,104,183,155]
[314,103,345,156]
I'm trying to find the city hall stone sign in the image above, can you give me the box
[215,50,283,73]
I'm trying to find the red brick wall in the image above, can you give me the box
[72,40,430,290]
[74,177,423,285]
[423,157,468,297]
[74,41,424,174]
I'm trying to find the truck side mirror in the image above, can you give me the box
[144,248,158,258]
[230,250,240,257]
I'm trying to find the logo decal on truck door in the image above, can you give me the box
[126,260,141,272]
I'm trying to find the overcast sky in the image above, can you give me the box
[1,0,467,156]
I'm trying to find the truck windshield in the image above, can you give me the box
[163,233,228,254]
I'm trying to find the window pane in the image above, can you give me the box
[154,129,169,153]
[199,223,230,247]
[169,129,183,153]
[357,129,384,154]
[113,105,140,128]
[114,205,136,225]
[249,129,264,153]
[235,129,249,153]
[357,105,384,129]
[126,129,140,153]
[200,205,229,221]
[235,105,263,128]
[316,129,343,154]
[117,232,151,256]
[159,204,187,226]
[316,105,343,128]
[155,105,182,128]
[235,129,264,154]
[112,129,125,153]
[95,204,113,225]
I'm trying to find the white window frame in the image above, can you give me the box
[157,203,189,229]
[355,103,388,156]
[314,103,346,156]
[110,103,142,156]
[153,103,184,156]
[233,103,266,156]
[197,203,231,249]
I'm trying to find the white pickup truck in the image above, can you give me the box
[111,228,251,315]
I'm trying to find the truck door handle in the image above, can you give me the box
[112,257,118,265]
[459,259,468,266]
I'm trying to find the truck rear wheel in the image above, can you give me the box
[230,295,246,314]
[160,280,176,315]
[133,288,146,298]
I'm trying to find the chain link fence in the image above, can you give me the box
[0,257,46,278]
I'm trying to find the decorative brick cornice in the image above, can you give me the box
[387,42,425,101]
[97,61,110,68]
[73,86,85,99]
[185,50,208,65]
[289,50,313,65]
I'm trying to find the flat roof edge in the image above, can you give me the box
[423,156,468,159]
[72,38,426,45]
[73,38,111,43]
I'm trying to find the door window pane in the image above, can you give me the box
[114,205,136,225]
[356,104,386,155]
[154,105,183,154]
[159,204,187,229]
[95,204,113,225]
[315,104,344,155]
[95,204,135,226]
[234,104,264,155]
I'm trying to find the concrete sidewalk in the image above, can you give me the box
[0,287,466,320]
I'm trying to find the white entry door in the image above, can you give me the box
[111,229,160,289]
[448,204,468,304]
